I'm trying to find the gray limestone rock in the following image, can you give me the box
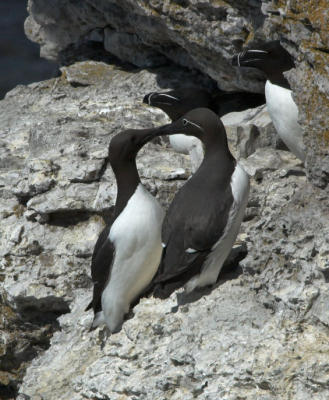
[25,0,266,91]
[1,30,328,400]
[222,104,287,159]
[261,0,329,188]
[0,61,194,395]
[24,0,329,188]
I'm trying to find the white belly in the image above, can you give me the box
[169,134,204,172]
[101,184,164,332]
[185,163,250,292]
[265,80,305,162]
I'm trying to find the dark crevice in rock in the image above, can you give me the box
[98,157,110,181]
[301,18,316,32]
[0,296,70,399]
[320,269,329,283]
[69,81,90,88]
[46,208,113,227]
[58,40,135,70]
[194,3,228,22]
[16,195,33,207]
[15,296,70,317]
[265,10,281,16]
[47,210,96,227]
[0,383,17,400]
[172,0,190,8]
[314,47,329,55]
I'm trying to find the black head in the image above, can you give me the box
[156,107,228,148]
[108,128,158,169]
[232,40,295,87]
[143,88,212,121]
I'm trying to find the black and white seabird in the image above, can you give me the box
[150,108,250,297]
[143,87,265,171]
[86,128,164,332]
[232,40,305,162]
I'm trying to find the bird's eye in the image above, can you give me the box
[182,119,188,126]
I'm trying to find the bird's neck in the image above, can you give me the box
[265,70,291,89]
[199,138,235,175]
[203,134,231,157]
[113,161,140,218]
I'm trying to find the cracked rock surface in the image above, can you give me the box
[0,59,328,399]
[0,61,196,397]
[25,0,329,187]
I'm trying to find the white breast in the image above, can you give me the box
[169,134,204,172]
[185,163,250,292]
[100,184,164,332]
[265,80,305,162]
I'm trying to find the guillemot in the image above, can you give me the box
[232,40,305,162]
[86,128,164,332]
[150,108,250,297]
[143,87,265,171]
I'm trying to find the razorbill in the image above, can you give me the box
[86,128,164,332]
[143,87,265,171]
[150,108,250,297]
[232,40,305,162]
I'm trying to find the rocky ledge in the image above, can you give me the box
[0,60,328,400]
[24,0,329,187]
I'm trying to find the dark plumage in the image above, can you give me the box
[232,40,305,161]
[231,40,295,89]
[149,108,250,298]
[86,128,165,332]
[143,87,265,121]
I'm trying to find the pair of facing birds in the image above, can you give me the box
[86,41,305,333]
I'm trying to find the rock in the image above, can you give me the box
[25,0,329,188]
[104,28,168,68]
[1,4,328,395]
[261,0,329,187]
[223,104,287,159]
[24,0,267,90]
[0,60,198,395]
[0,289,66,399]
[0,60,327,399]
[240,148,302,180]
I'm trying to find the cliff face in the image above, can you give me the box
[0,1,328,399]
[0,60,327,400]
[262,0,329,188]
[24,0,329,187]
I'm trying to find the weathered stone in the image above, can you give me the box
[261,0,329,187]
[223,105,287,159]
[240,147,302,180]
[1,3,329,394]
[25,0,266,91]
[24,0,329,187]
[0,60,326,398]
[0,61,199,396]
[104,28,168,68]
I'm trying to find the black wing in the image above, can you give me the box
[85,221,115,313]
[152,169,234,297]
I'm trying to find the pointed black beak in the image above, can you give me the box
[232,49,268,68]
[143,92,154,105]
[152,119,183,138]
[137,123,173,146]
[231,50,248,67]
